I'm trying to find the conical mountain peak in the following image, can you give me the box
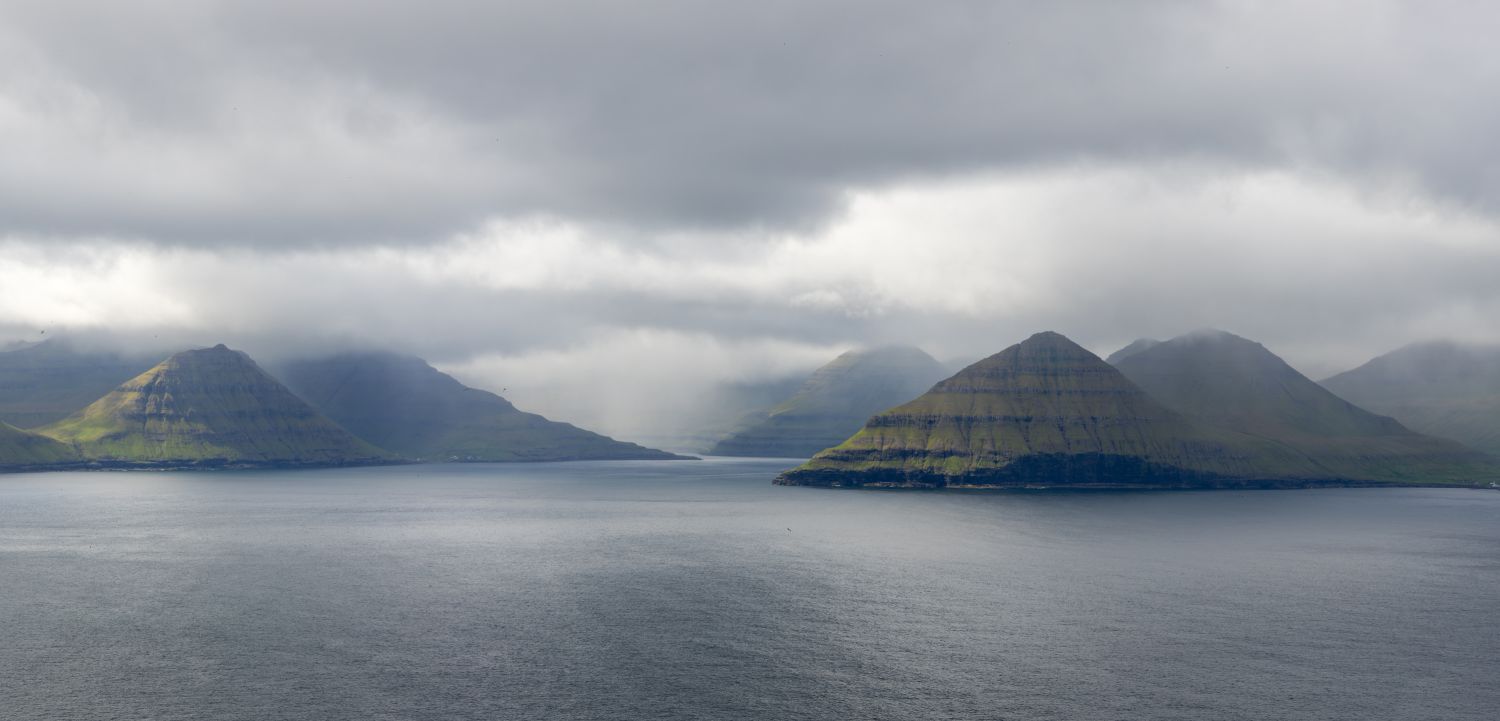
[778,331,1256,488]
[1113,330,1496,482]
[779,330,1500,488]
[932,331,1123,398]
[38,346,389,468]
[1115,330,1387,436]
[1015,330,1088,354]
[1151,329,1277,358]
[1182,327,1240,340]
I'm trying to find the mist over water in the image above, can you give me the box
[2,459,1496,720]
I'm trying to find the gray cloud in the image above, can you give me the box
[4,1,1500,243]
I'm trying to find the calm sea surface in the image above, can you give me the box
[1,458,1496,720]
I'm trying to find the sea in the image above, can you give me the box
[1,458,1496,720]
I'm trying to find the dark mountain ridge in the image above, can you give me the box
[0,339,161,429]
[1322,341,1500,456]
[273,352,690,462]
[1111,330,1495,483]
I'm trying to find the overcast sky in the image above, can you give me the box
[3,1,1499,441]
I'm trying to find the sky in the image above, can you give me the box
[3,1,1499,442]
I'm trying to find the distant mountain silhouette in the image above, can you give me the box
[0,339,160,429]
[1113,330,1494,482]
[1104,337,1160,364]
[274,352,691,462]
[1322,340,1500,456]
[710,345,946,458]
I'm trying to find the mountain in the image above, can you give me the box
[709,345,947,458]
[0,339,160,429]
[37,345,391,468]
[272,352,690,462]
[778,331,1500,489]
[777,332,1278,488]
[0,421,80,470]
[1110,330,1498,482]
[1322,341,1500,456]
[1105,338,1160,365]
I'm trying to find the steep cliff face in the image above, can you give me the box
[38,345,391,467]
[778,332,1276,488]
[1114,331,1499,483]
[274,352,690,462]
[710,345,947,458]
[0,421,80,470]
[1322,341,1500,456]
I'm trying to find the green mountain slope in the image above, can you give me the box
[710,345,947,458]
[38,345,391,468]
[777,332,1289,488]
[0,339,160,429]
[1112,330,1498,483]
[0,421,80,470]
[1322,341,1500,456]
[273,352,691,462]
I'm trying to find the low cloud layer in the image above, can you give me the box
[6,166,1499,438]
[2,2,1498,441]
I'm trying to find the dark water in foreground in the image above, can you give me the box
[1,459,1497,721]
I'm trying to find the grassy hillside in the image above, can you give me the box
[710,345,947,458]
[1322,341,1500,456]
[39,345,391,467]
[1112,330,1499,484]
[0,421,80,470]
[274,352,690,462]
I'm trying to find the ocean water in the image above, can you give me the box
[1,458,1496,721]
